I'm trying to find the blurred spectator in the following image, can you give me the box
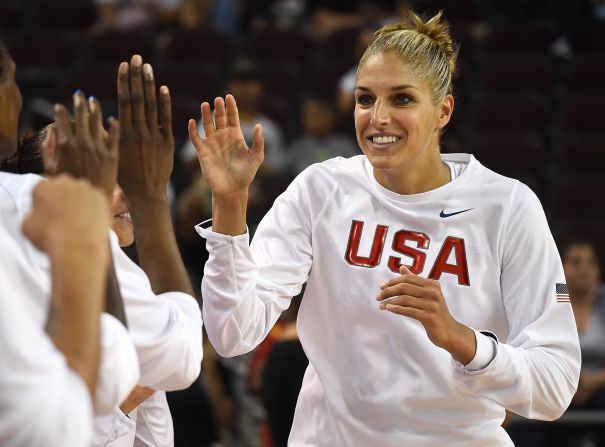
[563,241,605,409]
[93,0,182,31]
[337,26,378,117]
[286,95,358,175]
[181,59,285,173]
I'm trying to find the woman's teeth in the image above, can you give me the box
[372,136,400,144]
[117,212,131,219]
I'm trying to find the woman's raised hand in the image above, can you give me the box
[188,95,264,198]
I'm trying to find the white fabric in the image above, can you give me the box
[0,225,94,447]
[196,153,581,446]
[0,172,139,417]
[0,172,203,446]
[133,392,174,447]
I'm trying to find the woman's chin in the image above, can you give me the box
[112,219,134,247]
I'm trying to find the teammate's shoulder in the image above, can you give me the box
[0,172,44,197]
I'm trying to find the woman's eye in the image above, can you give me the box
[357,94,374,106]
[394,94,411,106]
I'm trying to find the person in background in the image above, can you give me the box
[563,241,605,409]
[286,95,358,176]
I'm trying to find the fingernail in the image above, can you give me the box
[143,64,153,79]
[379,303,386,310]
[74,89,83,96]
[53,104,61,113]
[132,55,142,66]
[88,96,96,102]
[107,116,115,122]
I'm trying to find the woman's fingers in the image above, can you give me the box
[378,294,427,310]
[158,85,173,140]
[200,102,214,137]
[129,55,147,131]
[88,97,103,143]
[117,62,132,132]
[106,117,120,158]
[143,63,159,130]
[377,281,426,302]
[54,104,72,146]
[225,94,240,128]
[251,124,264,160]
[188,119,205,153]
[214,97,227,129]
[74,90,90,142]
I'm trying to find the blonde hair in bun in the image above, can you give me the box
[358,10,458,104]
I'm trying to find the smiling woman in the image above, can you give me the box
[190,10,581,446]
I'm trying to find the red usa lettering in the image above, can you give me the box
[344,220,470,286]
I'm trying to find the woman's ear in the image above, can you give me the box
[41,127,58,174]
[438,94,454,129]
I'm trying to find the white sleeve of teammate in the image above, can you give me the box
[198,166,332,357]
[94,313,140,415]
[111,233,203,391]
[0,273,93,447]
[453,182,581,420]
[133,391,174,447]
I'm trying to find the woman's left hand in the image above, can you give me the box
[376,265,476,365]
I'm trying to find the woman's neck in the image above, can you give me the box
[375,149,451,195]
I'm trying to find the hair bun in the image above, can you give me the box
[376,10,458,75]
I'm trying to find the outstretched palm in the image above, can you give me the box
[188,95,264,197]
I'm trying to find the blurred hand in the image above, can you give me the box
[51,92,119,198]
[117,54,174,202]
[188,95,264,198]
[376,265,476,365]
[22,175,110,258]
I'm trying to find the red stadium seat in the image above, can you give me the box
[469,93,548,132]
[557,132,605,174]
[558,93,605,132]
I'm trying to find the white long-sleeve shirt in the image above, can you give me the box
[0,172,140,417]
[0,225,94,447]
[0,172,203,446]
[197,154,581,446]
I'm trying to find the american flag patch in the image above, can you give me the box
[556,283,571,303]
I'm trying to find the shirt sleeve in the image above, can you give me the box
[133,391,174,447]
[94,313,140,415]
[198,165,332,357]
[452,182,581,420]
[0,271,93,446]
[111,233,203,391]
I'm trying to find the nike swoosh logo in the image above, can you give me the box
[440,208,474,218]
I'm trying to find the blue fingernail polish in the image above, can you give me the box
[74,89,83,95]
[88,96,96,102]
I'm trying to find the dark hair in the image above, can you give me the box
[560,239,599,264]
[0,125,49,174]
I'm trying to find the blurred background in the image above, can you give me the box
[2,0,604,445]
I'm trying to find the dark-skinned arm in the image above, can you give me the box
[117,55,193,296]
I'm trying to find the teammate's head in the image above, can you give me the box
[562,241,600,297]
[2,123,135,247]
[0,40,23,157]
[358,10,458,105]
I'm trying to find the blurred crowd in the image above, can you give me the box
[1,0,605,446]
